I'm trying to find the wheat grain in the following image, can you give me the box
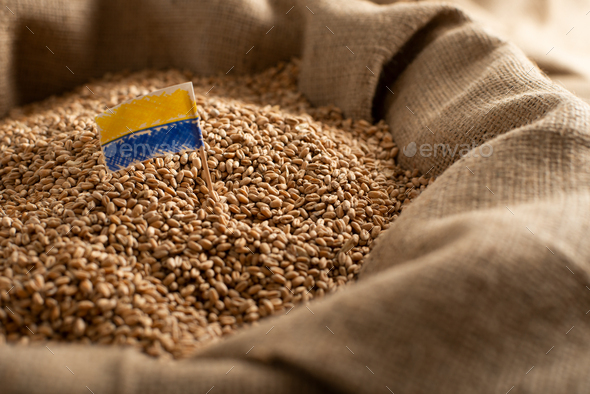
[0,60,432,358]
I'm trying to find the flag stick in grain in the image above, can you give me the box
[199,146,218,201]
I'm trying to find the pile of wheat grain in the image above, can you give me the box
[0,61,431,358]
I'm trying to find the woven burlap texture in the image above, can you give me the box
[1,0,590,393]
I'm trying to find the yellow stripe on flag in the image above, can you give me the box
[96,83,197,145]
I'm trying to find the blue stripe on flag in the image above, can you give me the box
[103,118,203,172]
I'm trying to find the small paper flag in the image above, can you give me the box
[95,82,203,172]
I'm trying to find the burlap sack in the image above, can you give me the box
[2,0,590,393]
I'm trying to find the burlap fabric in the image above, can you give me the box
[2,0,590,393]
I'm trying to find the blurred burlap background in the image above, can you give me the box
[2,0,590,393]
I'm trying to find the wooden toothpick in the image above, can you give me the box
[198,146,218,202]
